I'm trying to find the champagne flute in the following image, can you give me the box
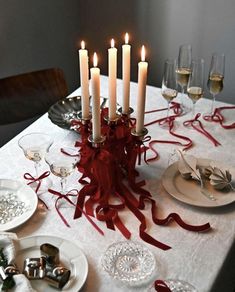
[176,44,192,111]
[45,147,79,194]
[207,53,225,114]
[187,58,204,117]
[18,133,53,192]
[161,59,178,119]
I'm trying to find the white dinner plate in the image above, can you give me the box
[162,158,235,207]
[15,235,88,292]
[0,179,38,231]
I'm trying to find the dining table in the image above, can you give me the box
[0,75,235,292]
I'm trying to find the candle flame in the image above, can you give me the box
[141,45,146,62]
[93,52,98,67]
[111,38,115,48]
[81,40,85,49]
[125,33,129,44]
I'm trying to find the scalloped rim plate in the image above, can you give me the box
[15,235,88,292]
[162,158,235,207]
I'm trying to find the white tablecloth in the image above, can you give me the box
[0,76,235,292]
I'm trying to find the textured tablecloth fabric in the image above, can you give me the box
[0,76,235,292]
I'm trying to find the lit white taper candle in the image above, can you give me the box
[136,45,148,134]
[108,38,117,120]
[79,41,90,119]
[90,53,101,141]
[122,33,131,114]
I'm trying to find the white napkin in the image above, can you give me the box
[0,232,36,292]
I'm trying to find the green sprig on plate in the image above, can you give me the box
[0,248,15,291]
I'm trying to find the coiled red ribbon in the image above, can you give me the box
[143,102,193,161]
[146,116,193,162]
[48,188,104,236]
[183,113,221,146]
[24,171,50,208]
[203,106,235,129]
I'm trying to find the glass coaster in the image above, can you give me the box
[101,241,156,287]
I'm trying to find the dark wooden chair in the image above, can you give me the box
[0,68,68,125]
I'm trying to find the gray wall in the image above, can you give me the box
[0,0,81,146]
[79,0,235,104]
[0,0,234,146]
[0,0,80,92]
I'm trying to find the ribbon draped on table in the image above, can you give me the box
[183,113,221,146]
[144,102,226,161]
[203,105,235,129]
[24,171,50,209]
[73,107,211,250]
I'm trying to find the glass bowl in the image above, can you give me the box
[101,241,156,287]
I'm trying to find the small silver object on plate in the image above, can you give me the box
[0,264,19,281]
[40,243,60,266]
[23,257,46,279]
[44,265,71,289]
[40,243,71,288]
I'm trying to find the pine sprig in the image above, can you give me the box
[0,247,16,291]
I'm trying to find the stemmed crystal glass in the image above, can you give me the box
[176,44,192,111]
[207,53,225,114]
[161,59,178,119]
[18,133,53,191]
[45,147,79,194]
[187,58,204,117]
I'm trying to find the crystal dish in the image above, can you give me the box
[148,279,198,292]
[101,241,156,287]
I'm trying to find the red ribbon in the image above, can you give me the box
[154,280,172,292]
[203,106,235,129]
[24,171,50,208]
[183,113,221,146]
[60,147,80,157]
[48,188,104,236]
[71,107,211,250]
[145,102,182,115]
[146,117,193,162]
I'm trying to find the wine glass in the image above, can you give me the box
[176,44,192,111]
[187,58,204,117]
[18,133,53,192]
[161,59,178,119]
[207,53,225,114]
[45,147,79,194]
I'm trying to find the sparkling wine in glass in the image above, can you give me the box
[161,59,178,118]
[176,44,192,111]
[207,53,225,114]
[45,147,79,194]
[18,133,53,192]
[187,58,204,117]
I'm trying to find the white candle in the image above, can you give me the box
[136,45,148,134]
[79,41,90,119]
[90,53,101,141]
[108,38,117,120]
[122,33,131,114]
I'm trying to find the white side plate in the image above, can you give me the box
[15,235,88,292]
[0,179,38,231]
[162,158,235,207]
